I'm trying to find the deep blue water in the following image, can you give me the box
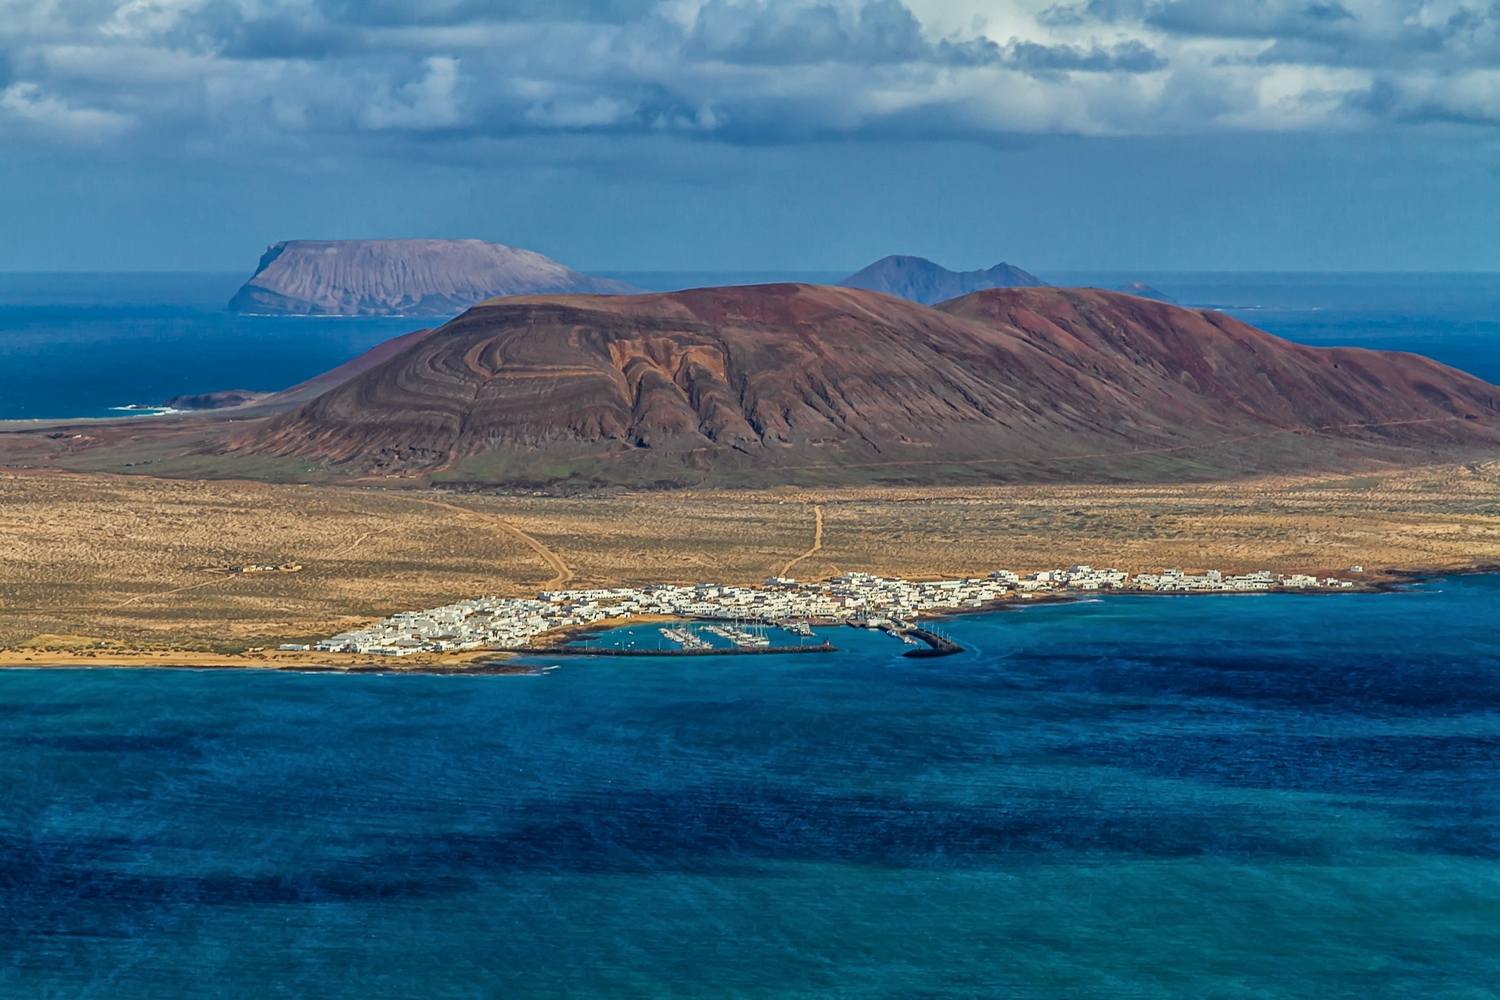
[4,271,1500,420]
[3,577,1497,997]
[0,272,837,420]
[0,274,421,420]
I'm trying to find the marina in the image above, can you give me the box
[658,626,714,650]
[542,640,838,657]
[545,620,838,657]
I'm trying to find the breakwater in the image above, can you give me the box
[902,627,963,658]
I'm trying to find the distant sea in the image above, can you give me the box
[3,578,1498,996]
[4,270,1500,420]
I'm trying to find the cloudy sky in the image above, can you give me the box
[2,0,1499,271]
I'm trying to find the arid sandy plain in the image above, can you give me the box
[3,462,1499,668]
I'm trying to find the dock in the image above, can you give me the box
[658,626,714,650]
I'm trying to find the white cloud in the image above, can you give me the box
[0,82,134,138]
[43,44,212,84]
[0,0,1497,158]
[361,56,463,130]
[102,0,208,39]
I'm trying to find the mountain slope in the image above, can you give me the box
[249,327,438,411]
[228,239,638,316]
[839,255,1047,305]
[938,288,1497,454]
[227,284,1500,486]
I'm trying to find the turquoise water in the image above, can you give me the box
[3,577,1498,997]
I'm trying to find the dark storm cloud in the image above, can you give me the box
[1008,38,1167,75]
[685,0,927,66]
[1146,0,1358,40]
[214,14,361,60]
[313,0,662,28]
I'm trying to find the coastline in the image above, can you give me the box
[0,647,519,673]
[1,574,1475,674]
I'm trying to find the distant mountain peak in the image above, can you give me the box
[228,238,640,317]
[839,255,1047,305]
[1115,281,1177,303]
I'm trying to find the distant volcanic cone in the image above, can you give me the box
[839,255,1048,305]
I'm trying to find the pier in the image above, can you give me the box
[658,626,714,650]
[901,627,963,658]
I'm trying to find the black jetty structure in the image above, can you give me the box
[901,627,963,658]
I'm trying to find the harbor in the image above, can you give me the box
[538,617,961,659]
[543,620,839,657]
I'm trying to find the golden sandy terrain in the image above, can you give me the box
[3,462,1500,663]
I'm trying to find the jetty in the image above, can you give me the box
[702,623,772,648]
[901,627,963,658]
[658,626,713,650]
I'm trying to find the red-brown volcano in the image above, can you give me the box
[229,284,1500,486]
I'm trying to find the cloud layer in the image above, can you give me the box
[2,0,1498,155]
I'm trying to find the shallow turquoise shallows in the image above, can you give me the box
[2,578,1498,998]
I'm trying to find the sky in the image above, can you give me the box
[2,0,1499,273]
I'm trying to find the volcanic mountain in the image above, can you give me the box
[840,255,1047,305]
[228,239,638,316]
[229,284,1500,487]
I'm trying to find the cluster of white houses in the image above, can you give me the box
[297,565,1359,657]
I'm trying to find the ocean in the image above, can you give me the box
[3,271,1500,419]
[2,577,1497,996]
[0,273,418,420]
[2,272,1498,995]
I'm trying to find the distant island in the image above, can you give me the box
[1115,281,1176,303]
[227,239,639,317]
[839,255,1047,305]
